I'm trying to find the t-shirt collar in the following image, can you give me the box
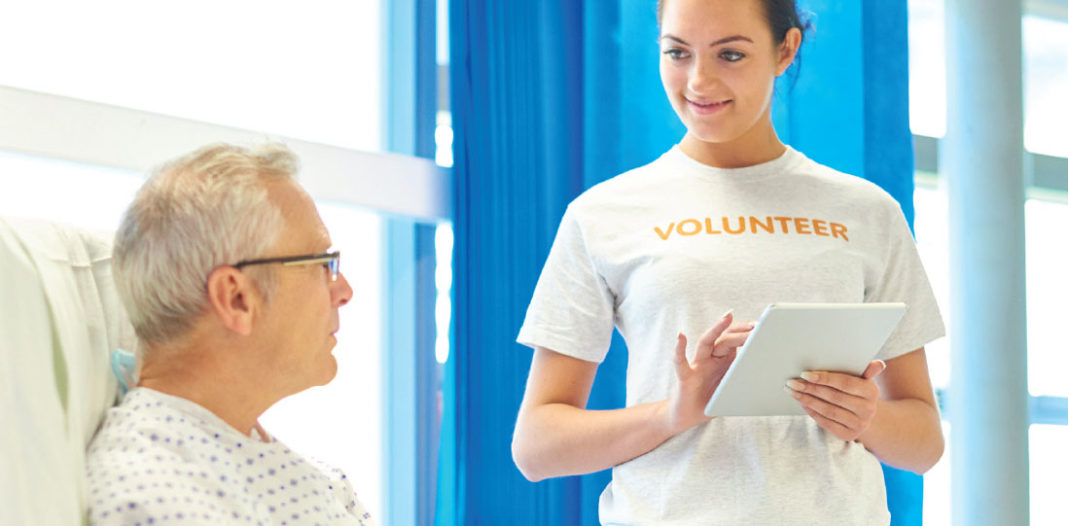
[665,144,804,180]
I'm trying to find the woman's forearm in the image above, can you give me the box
[859,397,944,473]
[514,317,748,482]
[512,400,677,482]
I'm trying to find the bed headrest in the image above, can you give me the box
[0,216,136,525]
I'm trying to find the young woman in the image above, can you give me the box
[512,0,945,524]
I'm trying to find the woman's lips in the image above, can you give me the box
[687,98,732,115]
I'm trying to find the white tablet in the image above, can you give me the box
[703,302,906,417]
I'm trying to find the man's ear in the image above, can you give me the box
[205,266,259,336]
[776,27,802,76]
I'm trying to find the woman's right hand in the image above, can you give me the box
[514,311,754,481]
[663,311,754,434]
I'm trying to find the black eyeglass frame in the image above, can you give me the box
[233,251,340,281]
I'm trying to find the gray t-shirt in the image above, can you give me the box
[517,146,944,525]
[85,388,374,525]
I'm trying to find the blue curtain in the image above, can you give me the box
[442,0,922,524]
[439,1,606,523]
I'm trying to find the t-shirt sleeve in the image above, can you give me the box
[516,205,616,363]
[866,201,946,361]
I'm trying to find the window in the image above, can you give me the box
[908,1,1068,523]
[908,0,1068,158]
[1022,15,1068,158]
[0,0,380,151]
[0,150,142,231]
[1025,197,1068,398]
[915,181,1068,525]
[1030,425,1068,521]
[907,0,946,138]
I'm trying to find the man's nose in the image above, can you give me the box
[333,272,354,306]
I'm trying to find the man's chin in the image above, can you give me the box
[317,356,339,385]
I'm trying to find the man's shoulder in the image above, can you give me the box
[85,441,248,525]
[89,390,211,455]
[86,388,241,494]
[85,404,258,525]
[85,411,228,496]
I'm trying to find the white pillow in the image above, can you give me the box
[0,217,134,525]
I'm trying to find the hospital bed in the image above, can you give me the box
[0,217,135,525]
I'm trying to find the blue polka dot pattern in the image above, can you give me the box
[85,388,374,525]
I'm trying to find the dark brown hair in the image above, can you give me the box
[656,0,808,47]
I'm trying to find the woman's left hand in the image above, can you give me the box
[786,360,886,441]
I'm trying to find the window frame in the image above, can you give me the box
[0,85,448,221]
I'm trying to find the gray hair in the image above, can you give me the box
[113,143,299,348]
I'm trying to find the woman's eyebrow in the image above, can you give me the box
[708,35,754,47]
[659,34,754,47]
[660,34,691,46]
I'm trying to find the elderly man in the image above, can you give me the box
[85,143,373,525]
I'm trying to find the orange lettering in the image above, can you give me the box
[722,216,746,234]
[750,216,774,234]
[773,216,792,233]
[794,217,812,235]
[678,219,702,236]
[705,217,722,234]
[654,222,675,240]
[812,219,829,236]
[831,222,849,241]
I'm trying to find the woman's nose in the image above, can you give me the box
[688,57,720,93]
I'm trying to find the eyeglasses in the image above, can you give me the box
[233,251,341,281]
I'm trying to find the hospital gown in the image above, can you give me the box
[85,388,374,525]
